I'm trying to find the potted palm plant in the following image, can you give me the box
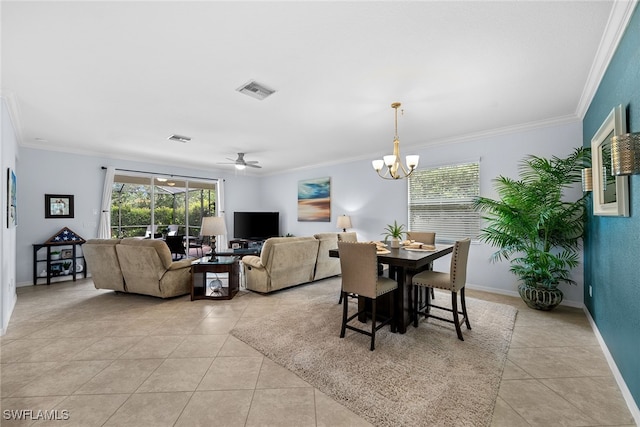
[473,147,588,310]
[382,220,407,248]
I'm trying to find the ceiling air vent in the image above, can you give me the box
[236,80,276,100]
[167,134,191,143]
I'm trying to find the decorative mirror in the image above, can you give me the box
[591,105,629,216]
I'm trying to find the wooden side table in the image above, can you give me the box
[191,256,239,300]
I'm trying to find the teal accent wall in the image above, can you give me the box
[583,5,640,408]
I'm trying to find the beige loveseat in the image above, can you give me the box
[83,238,192,298]
[242,232,356,293]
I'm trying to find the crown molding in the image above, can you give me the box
[0,91,24,145]
[576,0,638,118]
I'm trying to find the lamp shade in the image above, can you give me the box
[201,216,227,237]
[336,215,352,231]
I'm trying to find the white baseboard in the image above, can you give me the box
[583,308,640,426]
[1,291,17,336]
[467,283,639,423]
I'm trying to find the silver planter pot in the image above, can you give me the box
[518,283,563,311]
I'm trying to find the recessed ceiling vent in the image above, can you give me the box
[168,134,191,143]
[236,80,276,100]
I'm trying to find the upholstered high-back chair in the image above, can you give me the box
[338,241,398,350]
[411,238,471,340]
[406,231,436,245]
[406,231,437,302]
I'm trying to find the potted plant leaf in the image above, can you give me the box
[382,220,407,248]
[62,261,72,275]
[473,147,588,310]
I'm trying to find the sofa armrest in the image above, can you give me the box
[168,258,193,270]
[242,255,263,269]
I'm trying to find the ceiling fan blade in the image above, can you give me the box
[245,160,259,164]
[245,163,262,168]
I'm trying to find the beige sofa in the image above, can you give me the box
[242,232,356,293]
[83,238,192,298]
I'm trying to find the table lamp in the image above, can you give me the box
[336,215,352,232]
[200,216,227,261]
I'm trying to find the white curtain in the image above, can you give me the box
[217,179,228,250]
[98,166,115,238]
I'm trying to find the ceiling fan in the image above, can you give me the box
[217,153,262,170]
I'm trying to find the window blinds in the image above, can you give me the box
[408,162,480,242]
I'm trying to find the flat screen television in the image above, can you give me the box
[233,212,280,240]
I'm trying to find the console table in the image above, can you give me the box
[191,256,240,300]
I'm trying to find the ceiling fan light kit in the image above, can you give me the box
[167,134,191,143]
[217,152,262,170]
[372,102,419,180]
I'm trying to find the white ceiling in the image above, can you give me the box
[1,1,635,175]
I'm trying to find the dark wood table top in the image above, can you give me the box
[329,244,453,271]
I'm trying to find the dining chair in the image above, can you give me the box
[406,231,437,306]
[187,235,206,258]
[337,232,358,304]
[406,231,435,245]
[338,241,398,351]
[411,238,471,341]
[165,235,187,260]
[166,224,180,236]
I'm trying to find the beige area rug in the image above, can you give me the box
[231,279,517,427]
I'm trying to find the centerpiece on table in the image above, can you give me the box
[382,220,407,249]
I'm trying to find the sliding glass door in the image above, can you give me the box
[110,173,218,240]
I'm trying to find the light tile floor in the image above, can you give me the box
[0,278,636,426]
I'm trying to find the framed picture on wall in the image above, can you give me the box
[297,177,331,222]
[7,168,17,228]
[45,194,74,219]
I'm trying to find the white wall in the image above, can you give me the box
[15,147,262,285]
[258,120,586,305]
[1,97,19,334]
[15,120,585,307]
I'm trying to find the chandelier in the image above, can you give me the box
[372,102,419,180]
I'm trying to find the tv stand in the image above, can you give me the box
[229,239,264,250]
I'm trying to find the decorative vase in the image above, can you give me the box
[518,283,563,311]
[390,238,400,248]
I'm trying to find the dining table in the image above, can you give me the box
[329,243,453,334]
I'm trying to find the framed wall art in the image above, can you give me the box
[298,177,331,222]
[45,194,75,219]
[7,168,17,228]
